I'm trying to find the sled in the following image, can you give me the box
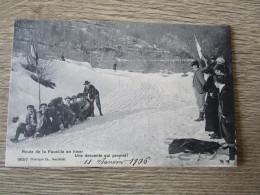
[169,138,221,155]
[166,151,218,161]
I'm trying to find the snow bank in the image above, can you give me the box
[6,56,229,166]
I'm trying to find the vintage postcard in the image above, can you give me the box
[5,20,237,167]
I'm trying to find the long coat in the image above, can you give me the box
[218,85,235,123]
[218,85,236,141]
[193,68,206,94]
[218,85,236,159]
[203,75,219,133]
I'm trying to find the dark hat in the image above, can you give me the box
[47,102,55,107]
[51,97,63,106]
[213,75,225,84]
[190,60,199,67]
[27,105,34,109]
[213,63,226,73]
[202,63,215,74]
[65,96,71,100]
[83,80,90,85]
[77,93,84,98]
[71,95,77,99]
[40,103,47,108]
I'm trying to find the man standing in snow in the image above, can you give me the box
[213,57,233,139]
[202,62,220,139]
[213,75,236,160]
[113,63,117,71]
[10,105,37,143]
[190,60,206,122]
[83,81,103,116]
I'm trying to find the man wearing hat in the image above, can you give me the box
[190,60,206,122]
[10,105,37,143]
[83,80,103,116]
[64,96,71,107]
[214,75,236,160]
[213,57,233,88]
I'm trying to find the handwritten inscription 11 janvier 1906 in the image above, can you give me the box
[21,150,151,166]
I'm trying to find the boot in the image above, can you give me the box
[98,106,103,116]
[10,138,19,143]
[194,112,204,122]
[10,128,22,143]
[229,144,236,160]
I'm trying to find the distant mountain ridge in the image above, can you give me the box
[13,20,231,73]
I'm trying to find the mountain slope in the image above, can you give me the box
[6,57,230,166]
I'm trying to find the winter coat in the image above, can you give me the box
[203,75,219,133]
[78,99,91,120]
[70,102,81,119]
[84,85,99,99]
[78,99,90,111]
[193,68,206,94]
[223,73,233,88]
[57,104,75,126]
[25,109,37,130]
[113,64,117,70]
[46,108,63,132]
[36,111,52,135]
[218,85,235,124]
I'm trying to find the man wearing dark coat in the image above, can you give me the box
[35,103,52,137]
[190,61,206,122]
[213,58,234,139]
[213,57,233,88]
[214,75,236,160]
[83,81,103,116]
[202,63,220,139]
[46,102,64,133]
[10,105,37,142]
[70,95,82,121]
[51,97,75,128]
[113,63,117,71]
[77,93,91,120]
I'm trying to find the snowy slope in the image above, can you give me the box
[6,56,230,167]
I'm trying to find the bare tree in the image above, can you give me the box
[37,59,55,81]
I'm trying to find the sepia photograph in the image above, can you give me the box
[5,20,236,167]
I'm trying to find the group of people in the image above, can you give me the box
[191,57,236,160]
[10,80,102,143]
